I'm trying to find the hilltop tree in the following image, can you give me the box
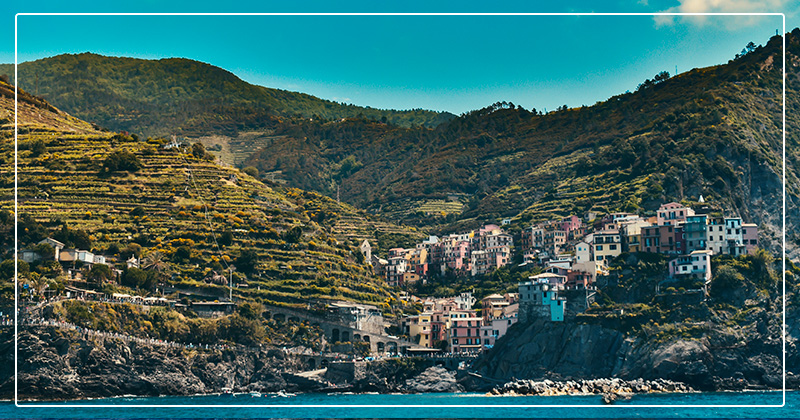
[53,225,92,249]
[236,249,259,275]
[142,251,171,283]
[637,71,670,91]
[282,225,303,243]
[87,264,112,284]
[219,231,233,247]
[28,140,47,157]
[192,142,205,159]
[242,166,258,178]
[736,41,758,59]
[237,301,264,320]
[122,267,147,289]
[103,150,142,172]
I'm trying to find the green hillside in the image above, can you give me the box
[0,79,424,310]
[0,53,454,137]
[240,30,799,256]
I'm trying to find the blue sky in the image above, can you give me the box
[1,1,798,114]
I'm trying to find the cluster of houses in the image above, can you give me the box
[20,237,107,267]
[515,200,759,323]
[19,237,149,285]
[400,291,519,353]
[398,201,761,349]
[361,224,514,287]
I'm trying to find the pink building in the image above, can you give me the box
[643,225,680,255]
[443,239,471,274]
[742,223,759,254]
[480,311,518,349]
[559,215,583,239]
[448,315,483,353]
[657,202,695,226]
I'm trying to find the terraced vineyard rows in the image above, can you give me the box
[1,80,400,310]
[192,131,288,168]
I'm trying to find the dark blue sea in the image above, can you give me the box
[0,390,796,418]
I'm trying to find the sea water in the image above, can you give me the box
[1,390,796,418]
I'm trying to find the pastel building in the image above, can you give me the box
[642,224,680,255]
[518,273,567,322]
[706,217,727,255]
[441,239,471,274]
[667,250,713,293]
[657,202,695,226]
[683,215,709,253]
[620,220,652,253]
[723,217,746,256]
[480,293,510,322]
[574,241,592,263]
[447,310,482,353]
[742,223,759,254]
[593,230,622,266]
[414,313,435,348]
[386,253,408,287]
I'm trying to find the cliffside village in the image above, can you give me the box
[17,200,760,355]
[372,201,760,353]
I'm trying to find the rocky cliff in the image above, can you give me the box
[473,299,797,391]
[1,327,467,400]
[1,326,306,400]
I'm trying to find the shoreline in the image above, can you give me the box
[7,384,792,403]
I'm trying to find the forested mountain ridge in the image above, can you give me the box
[241,30,799,257]
[0,53,455,137]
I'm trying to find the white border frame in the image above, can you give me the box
[13,11,787,411]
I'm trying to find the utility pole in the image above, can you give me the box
[229,266,234,301]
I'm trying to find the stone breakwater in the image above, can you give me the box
[488,378,693,396]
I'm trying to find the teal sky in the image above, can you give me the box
[1,1,798,114]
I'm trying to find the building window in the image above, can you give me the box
[610,244,617,250]
[452,338,458,344]
[596,245,603,251]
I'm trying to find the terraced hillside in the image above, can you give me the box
[191,131,289,168]
[0,79,411,310]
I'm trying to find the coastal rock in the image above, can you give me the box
[489,377,692,397]
[1,327,306,400]
[474,302,793,392]
[403,366,462,393]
